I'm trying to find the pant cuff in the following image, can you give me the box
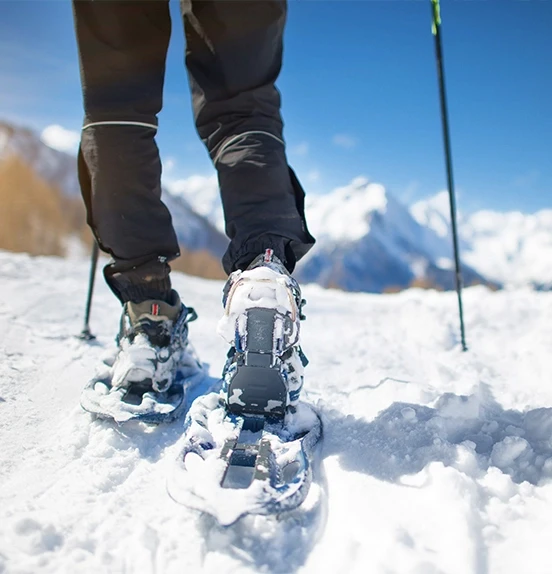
[104,257,173,304]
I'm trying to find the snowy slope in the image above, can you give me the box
[1,250,552,573]
[412,192,552,289]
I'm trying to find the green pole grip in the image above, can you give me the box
[431,0,441,35]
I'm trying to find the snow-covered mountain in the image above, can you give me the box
[170,174,489,292]
[162,190,228,256]
[0,121,229,258]
[2,250,552,573]
[295,177,487,292]
[412,192,552,290]
[4,119,548,292]
[0,120,79,197]
[166,174,225,234]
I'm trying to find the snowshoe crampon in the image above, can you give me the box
[167,392,322,526]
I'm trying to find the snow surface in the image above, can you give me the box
[1,251,552,574]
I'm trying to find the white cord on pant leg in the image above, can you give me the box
[82,121,158,131]
[214,130,285,165]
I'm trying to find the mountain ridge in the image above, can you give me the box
[4,119,548,291]
[412,191,552,289]
[295,177,489,292]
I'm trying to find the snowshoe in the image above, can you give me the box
[167,393,321,526]
[168,250,322,524]
[81,290,204,424]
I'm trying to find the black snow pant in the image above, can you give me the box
[73,0,315,304]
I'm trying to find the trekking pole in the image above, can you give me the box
[78,240,99,340]
[430,0,468,352]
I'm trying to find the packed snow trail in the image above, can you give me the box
[1,251,552,574]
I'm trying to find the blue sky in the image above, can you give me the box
[0,0,551,214]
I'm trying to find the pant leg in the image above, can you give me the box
[73,0,178,303]
[183,0,315,274]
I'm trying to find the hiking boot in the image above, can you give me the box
[217,249,307,417]
[112,289,198,394]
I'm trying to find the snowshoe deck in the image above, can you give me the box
[167,392,322,526]
[80,363,206,424]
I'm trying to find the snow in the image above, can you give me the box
[1,250,552,573]
[305,177,387,242]
[410,190,452,239]
[304,178,447,262]
[217,266,300,346]
[297,178,470,292]
[461,210,552,288]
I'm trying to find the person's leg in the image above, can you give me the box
[73,0,179,303]
[182,0,315,274]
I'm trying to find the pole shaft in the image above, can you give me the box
[431,0,468,351]
[80,241,99,339]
